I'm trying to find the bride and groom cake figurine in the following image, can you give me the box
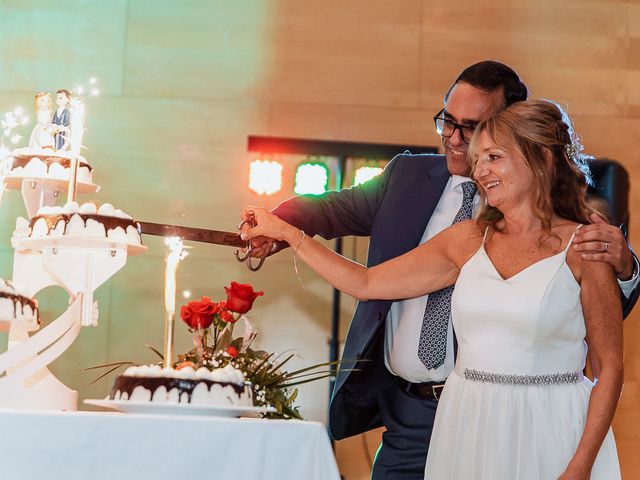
[28,89,72,152]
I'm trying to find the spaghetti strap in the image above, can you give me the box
[564,224,583,253]
[482,226,490,245]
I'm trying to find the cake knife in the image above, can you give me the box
[138,221,246,247]
[137,221,265,271]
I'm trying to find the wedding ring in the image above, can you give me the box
[604,241,609,252]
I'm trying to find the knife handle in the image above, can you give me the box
[234,218,265,271]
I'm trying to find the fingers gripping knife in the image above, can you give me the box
[138,218,266,271]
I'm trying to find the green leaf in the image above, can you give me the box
[266,353,295,374]
[284,359,345,377]
[281,373,336,387]
[144,344,164,360]
[86,362,137,385]
[288,388,298,404]
[81,361,137,371]
[215,327,233,351]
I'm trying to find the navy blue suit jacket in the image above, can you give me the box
[52,108,70,151]
[273,153,639,440]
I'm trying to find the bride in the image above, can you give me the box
[28,92,56,150]
[241,99,622,479]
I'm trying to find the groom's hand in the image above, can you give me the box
[247,236,276,258]
[573,213,634,280]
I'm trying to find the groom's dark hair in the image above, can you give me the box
[57,89,72,99]
[445,61,528,108]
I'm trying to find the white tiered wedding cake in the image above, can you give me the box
[0,90,146,410]
[1,89,251,412]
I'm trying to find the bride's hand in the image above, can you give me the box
[245,235,276,259]
[240,206,299,245]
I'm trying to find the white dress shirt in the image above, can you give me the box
[620,256,640,297]
[384,175,477,383]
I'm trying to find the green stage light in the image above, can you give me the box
[294,162,329,195]
[353,166,383,186]
[249,159,283,195]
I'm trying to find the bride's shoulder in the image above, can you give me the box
[554,220,581,244]
[441,220,485,268]
[441,220,484,251]
[452,219,485,238]
[556,220,583,280]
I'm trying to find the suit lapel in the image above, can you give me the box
[410,160,450,243]
[380,159,450,261]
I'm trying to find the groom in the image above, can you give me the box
[52,89,71,151]
[253,61,639,479]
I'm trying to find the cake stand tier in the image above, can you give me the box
[4,175,99,194]
[14,237,145,327]
[16,236,147,256]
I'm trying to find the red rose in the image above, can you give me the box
[226,346,239,358]
[192,297,220,316]
[224,282,263,314]
[220,309,237,323]
[180,296,219,330]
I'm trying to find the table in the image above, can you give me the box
[0,408,341,480]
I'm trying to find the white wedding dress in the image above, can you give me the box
[28,109,55,149]
[424,230,621,479]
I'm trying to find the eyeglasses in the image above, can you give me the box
[433,108,479,144]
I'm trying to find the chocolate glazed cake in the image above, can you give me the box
[11,154,93,172]
[0,290,38,321]
[108,365,253,407]
[110,376,247,404]
[29,213,140,237]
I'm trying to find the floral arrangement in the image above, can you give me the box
[174,281,330,420]
[87,281,338,420]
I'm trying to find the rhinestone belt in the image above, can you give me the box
[463,368,581,385]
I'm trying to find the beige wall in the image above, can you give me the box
[0,1,638,478]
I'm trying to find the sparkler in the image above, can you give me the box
[0,107,28,207]
[66,97,84,203]
[1,107,28,147]
[67,77,99,203]
[163,237,188,368]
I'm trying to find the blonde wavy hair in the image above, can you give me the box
[34,91,52,112]
[468,99,603,238]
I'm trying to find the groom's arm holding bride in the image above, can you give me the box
[573,213,640,318]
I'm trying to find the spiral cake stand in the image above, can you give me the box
[0,177,145,410]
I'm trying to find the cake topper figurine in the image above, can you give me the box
[66,92,86,203]
[52,89,72,152]
[163,237,188,368]
[28,92,55,150]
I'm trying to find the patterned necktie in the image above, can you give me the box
[417,181,477,370]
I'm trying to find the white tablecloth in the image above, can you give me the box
[0,409,341,480]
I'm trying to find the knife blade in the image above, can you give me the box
[138,221,246,248]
